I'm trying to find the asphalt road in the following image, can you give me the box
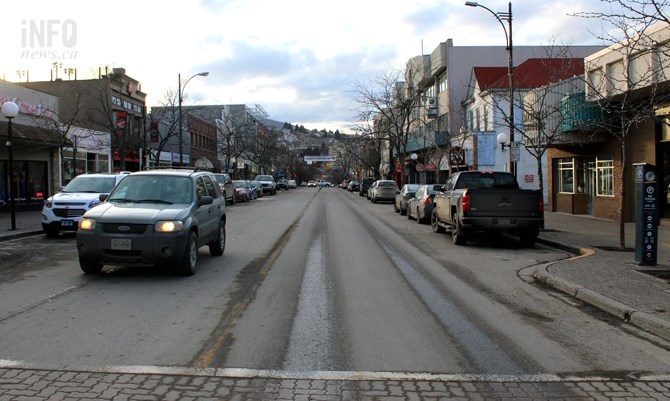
[0,187,668,378]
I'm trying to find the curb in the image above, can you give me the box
[534,237,670,342]
[0,229,43,242]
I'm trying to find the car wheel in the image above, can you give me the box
[44,227,60,238]
[400,205,407,216]
[431,209,446,233]
[79,256,103,274]
[407,207,413,220]
[417,208,423,224]
[176,231,198,276]
[209,220,226,256]
[452,213,467,245]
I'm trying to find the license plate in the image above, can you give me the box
[497,219,511,225]
[111,238,132,250]
[61,219,74,227]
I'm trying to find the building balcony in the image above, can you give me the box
[394,131,449,156]
[540,92,609,147]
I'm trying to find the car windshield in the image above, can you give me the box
[256,176,273,181]
[233,181,246,188]
[108,175,192,204]
[61,176,117,193]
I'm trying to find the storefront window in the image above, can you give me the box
[596,157,614,196]
[558,158,574,193]
[87,153,109,173]
[0,161,48,205]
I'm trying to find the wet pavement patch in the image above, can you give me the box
[636,269,670,281]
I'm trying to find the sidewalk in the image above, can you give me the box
[0,210,669,341]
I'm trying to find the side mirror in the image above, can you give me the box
[198,195,213,206]
[99,194,109,202]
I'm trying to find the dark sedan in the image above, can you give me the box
[358,177,376,197]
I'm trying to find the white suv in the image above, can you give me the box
[42,172,129,237]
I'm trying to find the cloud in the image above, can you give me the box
[2,0,656,134]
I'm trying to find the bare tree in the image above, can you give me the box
[215,106,258,176]
[147,88,181,167]
[350,66,423,184]
[575,0,670,248]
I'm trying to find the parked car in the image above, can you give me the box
[276,178,288,190]
[394,184,420,215]
[369,180,399,203]
[307,180,316,187]
[254,175,277,195]
[42,172,130,238]
[232,180,251,202]
[246,180,258,200]
[359,177,376,197]
[407,184,441,224]
[347,180,360,192]
[315,179,331,187]
[287,179,297,189]
[250,180,264,198]
[75,169,226,276]
[213,173,235,205]
[431,171,544,246]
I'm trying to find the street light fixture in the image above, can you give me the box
[1,101,19,230]
[178,71,209,166]
[465,1,515,175]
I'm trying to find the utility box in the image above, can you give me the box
[634,163,658,266]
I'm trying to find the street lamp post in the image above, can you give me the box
[465,1,514,175]
[178,71,209,166]
[1,101,20,230]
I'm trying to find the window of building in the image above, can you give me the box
[438,73,447,93]
[596,157,614,196]
[0,160,48,204]
[558,158,574,193]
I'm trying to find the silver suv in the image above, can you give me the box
[76,169,226,276]
[41,172,129,237]
[213,173,236,205]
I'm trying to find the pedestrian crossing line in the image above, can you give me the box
[0,360,668,383]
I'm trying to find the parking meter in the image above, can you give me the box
[634,163,658,266]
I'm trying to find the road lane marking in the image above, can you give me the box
[0,286,80,323]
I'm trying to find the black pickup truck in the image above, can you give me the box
[431,171,544,246]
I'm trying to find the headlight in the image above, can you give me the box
[44,198,53,208]
[155,221,185,233]
[79,218,96,230]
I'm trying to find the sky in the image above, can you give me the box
[2,0,628,133]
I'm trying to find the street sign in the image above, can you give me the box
[304,156,336,162]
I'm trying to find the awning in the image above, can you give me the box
[0,121,67,147]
